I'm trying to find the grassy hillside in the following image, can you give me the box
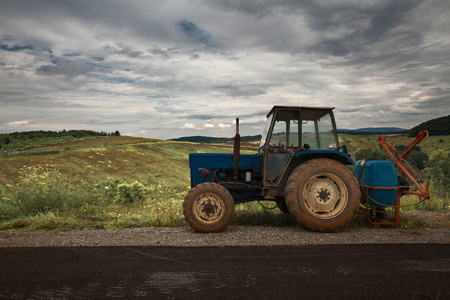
[0,136,260,230]
[0,133,447,231]
[1,133,448,192]
[0,136,258,190]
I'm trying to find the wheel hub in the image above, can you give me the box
[203,203,216,216]
[304,177,341,214]
[193,193,225,224]
[319,190,329,201]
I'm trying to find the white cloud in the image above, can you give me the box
[181,123,196,129]
[391,105,421,114]
[218,123,231,129]
[5,120,29,126]
[204,123,215,128]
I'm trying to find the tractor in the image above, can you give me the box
[183,106,430,232]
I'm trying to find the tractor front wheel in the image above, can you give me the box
[285,158,360,232]
[183,182,235,233]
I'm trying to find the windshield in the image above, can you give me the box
[301,111,337,149]
[259,113,273,148]
[317,113,337,149]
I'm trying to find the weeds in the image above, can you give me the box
[0,168,188,230]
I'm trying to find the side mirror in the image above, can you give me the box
[279,141,287,153]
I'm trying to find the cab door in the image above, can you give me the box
[263,109,300,184]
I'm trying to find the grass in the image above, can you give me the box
[0,134,448,231]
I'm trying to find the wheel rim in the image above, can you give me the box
[302,173,348,219]
[192,192,225,224]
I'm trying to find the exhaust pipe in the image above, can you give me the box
[233,118,240,180]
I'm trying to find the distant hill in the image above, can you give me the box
[408,115,450,137]
[337,127,408,135]
[171,135,262,143]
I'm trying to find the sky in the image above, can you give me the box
[0,0,449,139]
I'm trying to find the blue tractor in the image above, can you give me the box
[183,106,361,232]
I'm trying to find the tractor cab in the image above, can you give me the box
[258,106,351,194]
[259,106,339,153]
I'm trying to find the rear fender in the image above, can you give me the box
[294,150,355,166]
[269,150,355,197]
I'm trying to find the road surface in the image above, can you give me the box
[1,244,449,299]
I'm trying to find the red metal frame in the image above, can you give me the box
[363,131,431,226]
[361,185,401,225]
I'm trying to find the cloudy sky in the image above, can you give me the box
[0,0,449,139]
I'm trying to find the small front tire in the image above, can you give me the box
[183,182,235,233]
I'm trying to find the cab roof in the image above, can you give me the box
[267,106,335,117]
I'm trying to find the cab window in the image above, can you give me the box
[268,110,299,147]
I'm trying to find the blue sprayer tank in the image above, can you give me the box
[353,160,398,207]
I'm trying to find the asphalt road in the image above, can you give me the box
[1,244,449,299]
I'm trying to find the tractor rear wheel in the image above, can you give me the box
[285,158,360,232]
[183,182,235,233]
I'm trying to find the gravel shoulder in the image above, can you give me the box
[1,211,448,247]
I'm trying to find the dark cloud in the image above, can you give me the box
[92,56,105,62]
[102,76,136,84]
[204,0,281,17]
[62,52,81,57]
[302,0,424,61]
[364,1,422,40]
[0,43,34,52]
[36,58,96,77]
[148,45,178,59]
[177,20,216,47]
[104,44,143,58]
[212,83,269,98]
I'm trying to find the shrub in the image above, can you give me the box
[115,181,150,204]
[355,148,389,161]
[6,168,104,217]
[426,149,450,202]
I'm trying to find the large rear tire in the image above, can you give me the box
[285,158,360,232]
[183,182,235,233]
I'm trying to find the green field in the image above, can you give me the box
[0,134,448,231]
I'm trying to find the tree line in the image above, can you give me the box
[0,129,120,142]
[408,115,450,137]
